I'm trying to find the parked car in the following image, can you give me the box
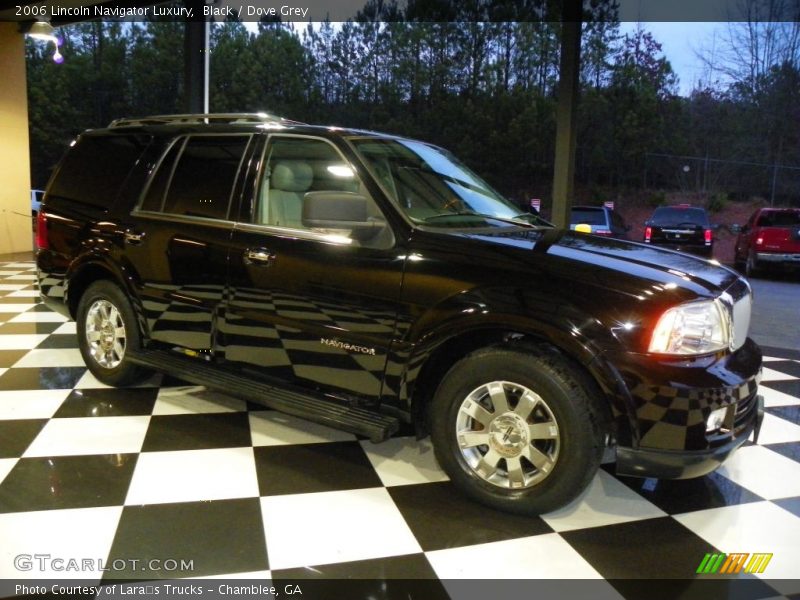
[734,207,800,277]
[36,114,763,515]
[644,205,714,257]
[569,205,630,239]
[31,189,44,230]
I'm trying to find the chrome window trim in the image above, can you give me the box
[234,221,356,246]
[130,210,235,231]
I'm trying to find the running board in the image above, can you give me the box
[127,349,399,443]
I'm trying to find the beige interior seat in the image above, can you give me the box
[265,160,313,229]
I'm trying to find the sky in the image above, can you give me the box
[619,22,723,95]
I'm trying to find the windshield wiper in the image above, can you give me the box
[423,211,485,221]
[423,212,539,228]
[513,213,553,227]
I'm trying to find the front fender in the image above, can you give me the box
[387,285,639,445]
[406,285,616,365]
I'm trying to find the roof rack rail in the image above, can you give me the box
[108,113,306,128]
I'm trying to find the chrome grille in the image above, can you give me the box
[731,291,752,351]
[724,278,752,352]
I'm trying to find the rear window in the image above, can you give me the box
[570,208,606,226]
[650,207,709,227]
[757,211,800,227]
[49,135,150,208]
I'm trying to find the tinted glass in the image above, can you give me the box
[162,135,251,220]
[651,207,709,227]
[351,138,530,227]
[50,135,150,208]
[140,138,184,212]
[570,209,606,225]
[757,211,800,227]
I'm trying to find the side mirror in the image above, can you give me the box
[302,191,384,238]
[730,224,742,234]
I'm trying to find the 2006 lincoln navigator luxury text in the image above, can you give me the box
[36,113,764,515]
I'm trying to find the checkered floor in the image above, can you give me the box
[1,261,800,596]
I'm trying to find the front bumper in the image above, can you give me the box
[604,337,763,480]
[756,251,800,264]
[616,394,764,479]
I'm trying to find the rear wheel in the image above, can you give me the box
[745,251,761,279]
[429,347,607,515]
[76,280,149,386]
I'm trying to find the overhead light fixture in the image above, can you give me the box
[26,21,57,43]
[24,20,63,64]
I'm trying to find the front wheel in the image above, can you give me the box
[429,347,607,515]
[76,280,149,386]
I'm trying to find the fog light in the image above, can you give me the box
[706,407,728,433]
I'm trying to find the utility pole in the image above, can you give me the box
[551,0,582,229]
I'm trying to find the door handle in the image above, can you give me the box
[244,248,276,266]
[124,229,145,245]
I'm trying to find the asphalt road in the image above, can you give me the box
[748,272,800,351]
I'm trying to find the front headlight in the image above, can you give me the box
[649,299,730,355]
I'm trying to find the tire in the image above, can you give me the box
[76,280,149,386]
[429,346,607,515]
[733,251,745,274]
[745,251,761,279]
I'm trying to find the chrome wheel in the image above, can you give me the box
[455,380,560,490]
[85,299,126,369]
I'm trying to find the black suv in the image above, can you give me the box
[37,114,763,515]
[644,205,714,257]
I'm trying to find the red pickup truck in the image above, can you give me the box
[734,208,800,277]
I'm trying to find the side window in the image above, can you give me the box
[157,135,251,220]
[140,138,184,212]
[255,136,390,246]
[50,134,151,208]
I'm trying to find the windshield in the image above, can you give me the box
[650,207,709,227]
[570,208,606,225]
[350,137,545,228]
[757,210,800,227]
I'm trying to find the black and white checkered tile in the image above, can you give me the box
[1,261,799,595]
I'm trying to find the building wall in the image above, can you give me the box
[0,22,33,255]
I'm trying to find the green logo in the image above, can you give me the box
[696,552,772,574]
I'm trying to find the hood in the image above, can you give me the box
[452,227,741,299]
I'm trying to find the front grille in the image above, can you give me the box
[724,278,752,352]
[732,293,752,351]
